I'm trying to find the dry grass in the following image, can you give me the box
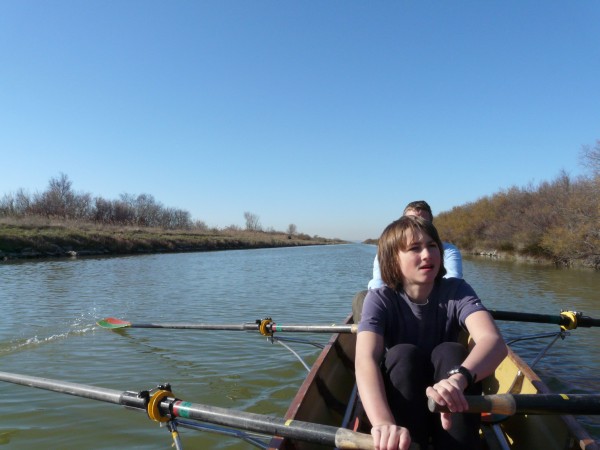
[0,217,345,260]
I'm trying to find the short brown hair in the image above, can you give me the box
[403,200,433,221]
[378,215,446,290]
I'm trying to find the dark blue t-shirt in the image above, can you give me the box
[358,278,487,355]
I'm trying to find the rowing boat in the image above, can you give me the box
[267,309,599,450]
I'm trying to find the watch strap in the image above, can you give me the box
[447,366,475,388]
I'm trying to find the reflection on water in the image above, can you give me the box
[0,245,598,448]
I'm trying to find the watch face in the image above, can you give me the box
[447,366,461,375]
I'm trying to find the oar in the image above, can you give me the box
[489,310,600,330]
[97,317,358,335]
[429,393,600,415]
[98,310,598,335]
[0,370,373,449]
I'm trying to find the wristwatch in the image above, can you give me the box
[447,366,476,388]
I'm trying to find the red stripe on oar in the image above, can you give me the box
[96,317,132,328]
[105,318,130,325]
[172,400,192,419]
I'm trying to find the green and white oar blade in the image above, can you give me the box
[97,317,132,329]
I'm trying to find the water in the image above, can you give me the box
[0,245,599,448]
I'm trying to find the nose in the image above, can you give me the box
[421,246,431,260]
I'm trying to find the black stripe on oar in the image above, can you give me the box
[429,393,600,415]
[0,371,373,449]
[96,318,357,334]
[489,310,600,330]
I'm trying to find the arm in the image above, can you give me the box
[442,243,463,279]
[426,310,507,429]
[356,331,412,450]
[367,255,385,289]
[461,310,508,385]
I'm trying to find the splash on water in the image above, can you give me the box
[0,315,97,357]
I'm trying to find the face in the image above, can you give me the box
[397,229,441,287]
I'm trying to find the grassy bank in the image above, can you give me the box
[0,217,346,261]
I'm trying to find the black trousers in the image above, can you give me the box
[382,342,482,449]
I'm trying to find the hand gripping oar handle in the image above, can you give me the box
[428,393,600,415]
[0,371,373,449]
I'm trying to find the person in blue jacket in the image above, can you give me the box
[368,200,462,290]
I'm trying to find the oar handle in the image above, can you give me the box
[333,429,420,449]
[428,393,600,415]
[428,394,516,415]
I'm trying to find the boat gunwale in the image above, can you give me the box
[504,347,598,450]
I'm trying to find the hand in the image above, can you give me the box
[425,375,469,430]
[370,423,412,450]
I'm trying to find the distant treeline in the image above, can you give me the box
[435,141,600,269]
[0,173,304,238]
[0,173,198,229]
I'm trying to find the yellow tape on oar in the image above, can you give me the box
[147,389,173,422]
[560,311,579,331]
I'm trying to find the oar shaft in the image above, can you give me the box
[0,371,133,406]
[429,393,600,415]
[169,400,373,449]
[270,324,357,333]
[0,371,373,449]
[99,319,357,334]
[131,323,356,333]
[128,322,256,331]
[489,310,600,329]
[577,316,600,327]
[490,310,564,325]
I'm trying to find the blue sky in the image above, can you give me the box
[1,1,599,241]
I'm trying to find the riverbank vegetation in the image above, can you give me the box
[0,174,344,260]
[363,141,599,270]
[434,141,599,269]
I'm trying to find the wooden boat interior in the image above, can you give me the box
[268,313,598,450]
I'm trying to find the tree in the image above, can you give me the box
[286,223,297,236]
[34,173,76,218]
[580,140,600,177]
[244,211,262,231]
[134,193,162,227]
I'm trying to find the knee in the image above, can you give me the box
[432,341,468,362]
[431,342,470,381]
[383,344,431,394]
[384,344,427,376]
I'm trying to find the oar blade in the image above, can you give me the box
[97,317,132,329]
